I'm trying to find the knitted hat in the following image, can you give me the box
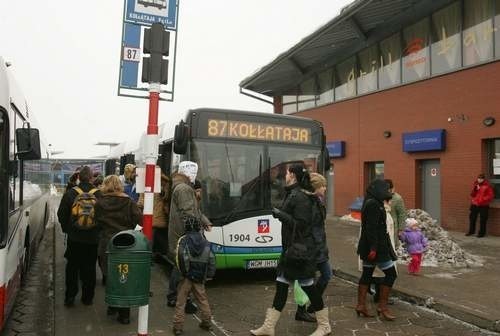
[178,161,198,183]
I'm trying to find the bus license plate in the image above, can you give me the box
[247,260,278,269]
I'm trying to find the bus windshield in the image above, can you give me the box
[268,145,320,208]
[192,140,264,221]
[191,139,321,223]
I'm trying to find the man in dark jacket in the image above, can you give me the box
[57,166,102,307]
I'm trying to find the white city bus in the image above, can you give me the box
[107,108,330,270]
[0,57,49,329]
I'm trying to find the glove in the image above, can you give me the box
[367,250,377,261]
[271,207,281,218]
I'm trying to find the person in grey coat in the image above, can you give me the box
[167,161,202,313]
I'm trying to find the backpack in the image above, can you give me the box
[176,233,214,283]
[70,186,98,230]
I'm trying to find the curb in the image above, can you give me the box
[334,268,500,333]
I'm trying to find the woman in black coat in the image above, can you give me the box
[250,164,331,336]
[356,179,398,321]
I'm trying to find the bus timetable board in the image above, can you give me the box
[192,109,323,146]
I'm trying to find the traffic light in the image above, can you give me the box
[142,23,170,84]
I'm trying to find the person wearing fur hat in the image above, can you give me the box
[399,218,428,275]
[167,161,202,313]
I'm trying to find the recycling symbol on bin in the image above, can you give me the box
[120,272,128,284]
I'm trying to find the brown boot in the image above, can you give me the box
[377,285,395,321]
[355,284,374,317]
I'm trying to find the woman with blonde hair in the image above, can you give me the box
[95,175,142,324]
[294,172,332,322]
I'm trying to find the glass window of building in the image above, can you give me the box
[379,33,402,89]
[316,68,334,106]
[335,56,356,101]
[463,0,494,66]
[403,18,431,83]
[357,45,379,95]
[487,138,500,200]
[366,162,385,186]
[431,2,462,75]
[297,77,317,111]
[495,0,500,58]
[282,92,298,115]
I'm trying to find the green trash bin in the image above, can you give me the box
[105,230,152,307]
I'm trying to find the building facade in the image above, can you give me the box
[240,0,500,235]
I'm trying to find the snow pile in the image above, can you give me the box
[397,209,483,268]
[340,214,360,222]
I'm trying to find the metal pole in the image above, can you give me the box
[137,82,160,336]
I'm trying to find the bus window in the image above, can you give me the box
[192,140,264,221]
[268,146,321,207]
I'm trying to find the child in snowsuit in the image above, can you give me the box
[399,218,428,275]
[173,215,216,335]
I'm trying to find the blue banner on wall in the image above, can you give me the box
[402,129,446,152]
[326,141,345,158]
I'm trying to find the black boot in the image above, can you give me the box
[117,308,130,324]
[295,305,316,322]
[373,283,380,303]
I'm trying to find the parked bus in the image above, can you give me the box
[106,108,330,270]
[0,57,49,329]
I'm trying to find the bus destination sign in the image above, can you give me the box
[207,119,311,144]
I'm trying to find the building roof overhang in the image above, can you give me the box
[240,0,455,97]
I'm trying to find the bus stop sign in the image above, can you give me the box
[124,0,177,29]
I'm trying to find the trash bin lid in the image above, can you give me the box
[107,230,151,252]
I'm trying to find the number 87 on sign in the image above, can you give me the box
[123,47,141,62]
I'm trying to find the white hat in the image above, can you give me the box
[178,161,198,183]
[405,218,418,227]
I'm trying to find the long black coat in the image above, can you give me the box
[357,180,397,263]
[311,196,329,263]
[276,183,317,280]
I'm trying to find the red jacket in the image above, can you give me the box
[470,180,494,206]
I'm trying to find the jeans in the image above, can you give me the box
[316,261,332,296]
[167,267,181,302]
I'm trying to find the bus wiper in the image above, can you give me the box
[223,154,262,224]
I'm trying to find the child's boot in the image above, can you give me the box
[199,320,212,331]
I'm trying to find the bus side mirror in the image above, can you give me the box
[16,127,41,160]
[8,160,18,177]
[173,120,188,154]
[323,149,331,171]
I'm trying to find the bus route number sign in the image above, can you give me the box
[208,119,311,144]
[123,46,141,62]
